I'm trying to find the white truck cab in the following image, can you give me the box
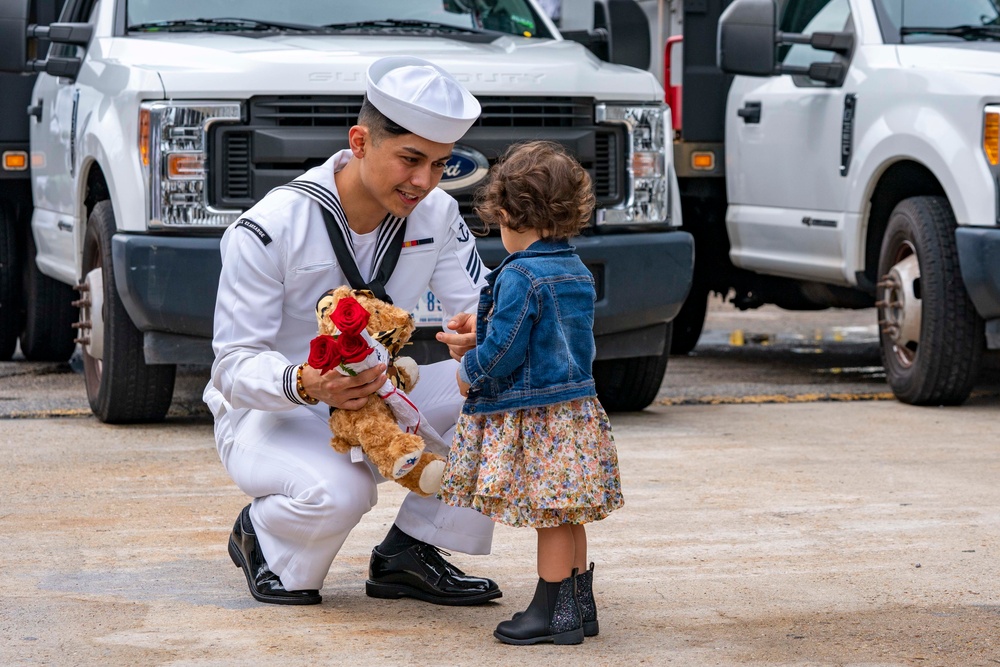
[0,0,692,422]
[673,0,1000,405]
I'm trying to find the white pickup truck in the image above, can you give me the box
[671,0,1000,405]
[0,0,693,422]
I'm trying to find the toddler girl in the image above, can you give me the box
[438,141,624,645]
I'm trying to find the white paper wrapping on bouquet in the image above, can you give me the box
[336,330,447,458]
[333,330,390,375]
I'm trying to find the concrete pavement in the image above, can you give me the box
[3,396,999,666]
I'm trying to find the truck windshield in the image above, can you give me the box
[127,0,553,39]
[875,0,1000,42]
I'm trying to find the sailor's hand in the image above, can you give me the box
[435,312,476,361]
[301,362,387,410]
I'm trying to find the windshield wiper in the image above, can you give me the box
[321,19,487,35]
[128,17,318,33]
[900,24,1000,41]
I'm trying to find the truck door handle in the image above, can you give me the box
[738,101,761,124]
[27,100,43,121]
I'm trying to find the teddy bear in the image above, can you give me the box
[311,286,445,496]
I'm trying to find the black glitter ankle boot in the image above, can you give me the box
[576,562,598,637]
[494,570,583,645]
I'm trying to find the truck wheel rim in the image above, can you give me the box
[75,267,105,361]
[81,244,104,401]
[878,242,922,368]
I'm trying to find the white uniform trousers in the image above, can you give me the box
[214,359,494,591]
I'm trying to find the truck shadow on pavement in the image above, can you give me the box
[660,330,1000,408]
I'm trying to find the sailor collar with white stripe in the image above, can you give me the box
[275,150,405,279]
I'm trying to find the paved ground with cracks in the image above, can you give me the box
[2,302,999,666]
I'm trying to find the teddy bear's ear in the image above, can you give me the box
[316,294,337,326]
[315,289,336,311]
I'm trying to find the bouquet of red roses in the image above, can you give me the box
[305,288,449,467]
[307,296,389,377]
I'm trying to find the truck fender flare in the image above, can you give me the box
[848,107,985,228]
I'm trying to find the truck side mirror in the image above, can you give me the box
[0,0,92,79]
[604,0,650,70]
[32,55,83,78]
[799,61,847,86]
[560,0,610,62]
[11,21,92,79]
[31,22,94,46]
[24,23,92,79]
[775,30,854,85]
[562,0,650,70]
[717,0,777,77]
[0,0,31,73]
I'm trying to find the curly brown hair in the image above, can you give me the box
[474,141,595,240]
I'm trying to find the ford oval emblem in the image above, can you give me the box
[439,146,490,192]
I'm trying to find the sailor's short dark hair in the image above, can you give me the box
[358,96,411,143]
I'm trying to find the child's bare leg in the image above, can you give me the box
[536,525,575,581]
[569,524,588,572]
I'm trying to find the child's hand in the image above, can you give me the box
[456,369,470,397]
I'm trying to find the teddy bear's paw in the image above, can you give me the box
[418,459,445,495]
[391,448,425,479]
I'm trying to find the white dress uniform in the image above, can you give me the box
[203,149,493,592]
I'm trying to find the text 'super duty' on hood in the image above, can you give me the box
[113,32,663,101]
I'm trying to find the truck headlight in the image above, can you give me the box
[140,101,243,229]
[596,103,672,226]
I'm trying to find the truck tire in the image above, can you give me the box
[594,323,672,411]
[80,201,175,423]
[669,284,708,355]
[19,231,77,361]
[0,202,22,360]
[876,196,984,405]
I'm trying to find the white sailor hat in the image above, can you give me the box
[366,56,481,144]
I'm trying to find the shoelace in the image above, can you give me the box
[419,543,466,576]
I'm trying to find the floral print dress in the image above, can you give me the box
[438,397,624,528]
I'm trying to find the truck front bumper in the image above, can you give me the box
[111,234,221,364]
[956,227,1000,320]
[956,227,1000,349]
[112,230,694,365]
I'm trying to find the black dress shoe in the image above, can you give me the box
[366,543,502,606]
[227,504,321,605]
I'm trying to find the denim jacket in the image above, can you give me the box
[460,239,597,414]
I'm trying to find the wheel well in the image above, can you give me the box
[863,161,946,291]
[84,165,111,221]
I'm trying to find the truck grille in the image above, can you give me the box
[222,132,251,200]
[594,132,618,200]
[212,96,625,215]
[248,97,594,128]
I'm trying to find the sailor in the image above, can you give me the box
[205,56,500,605]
